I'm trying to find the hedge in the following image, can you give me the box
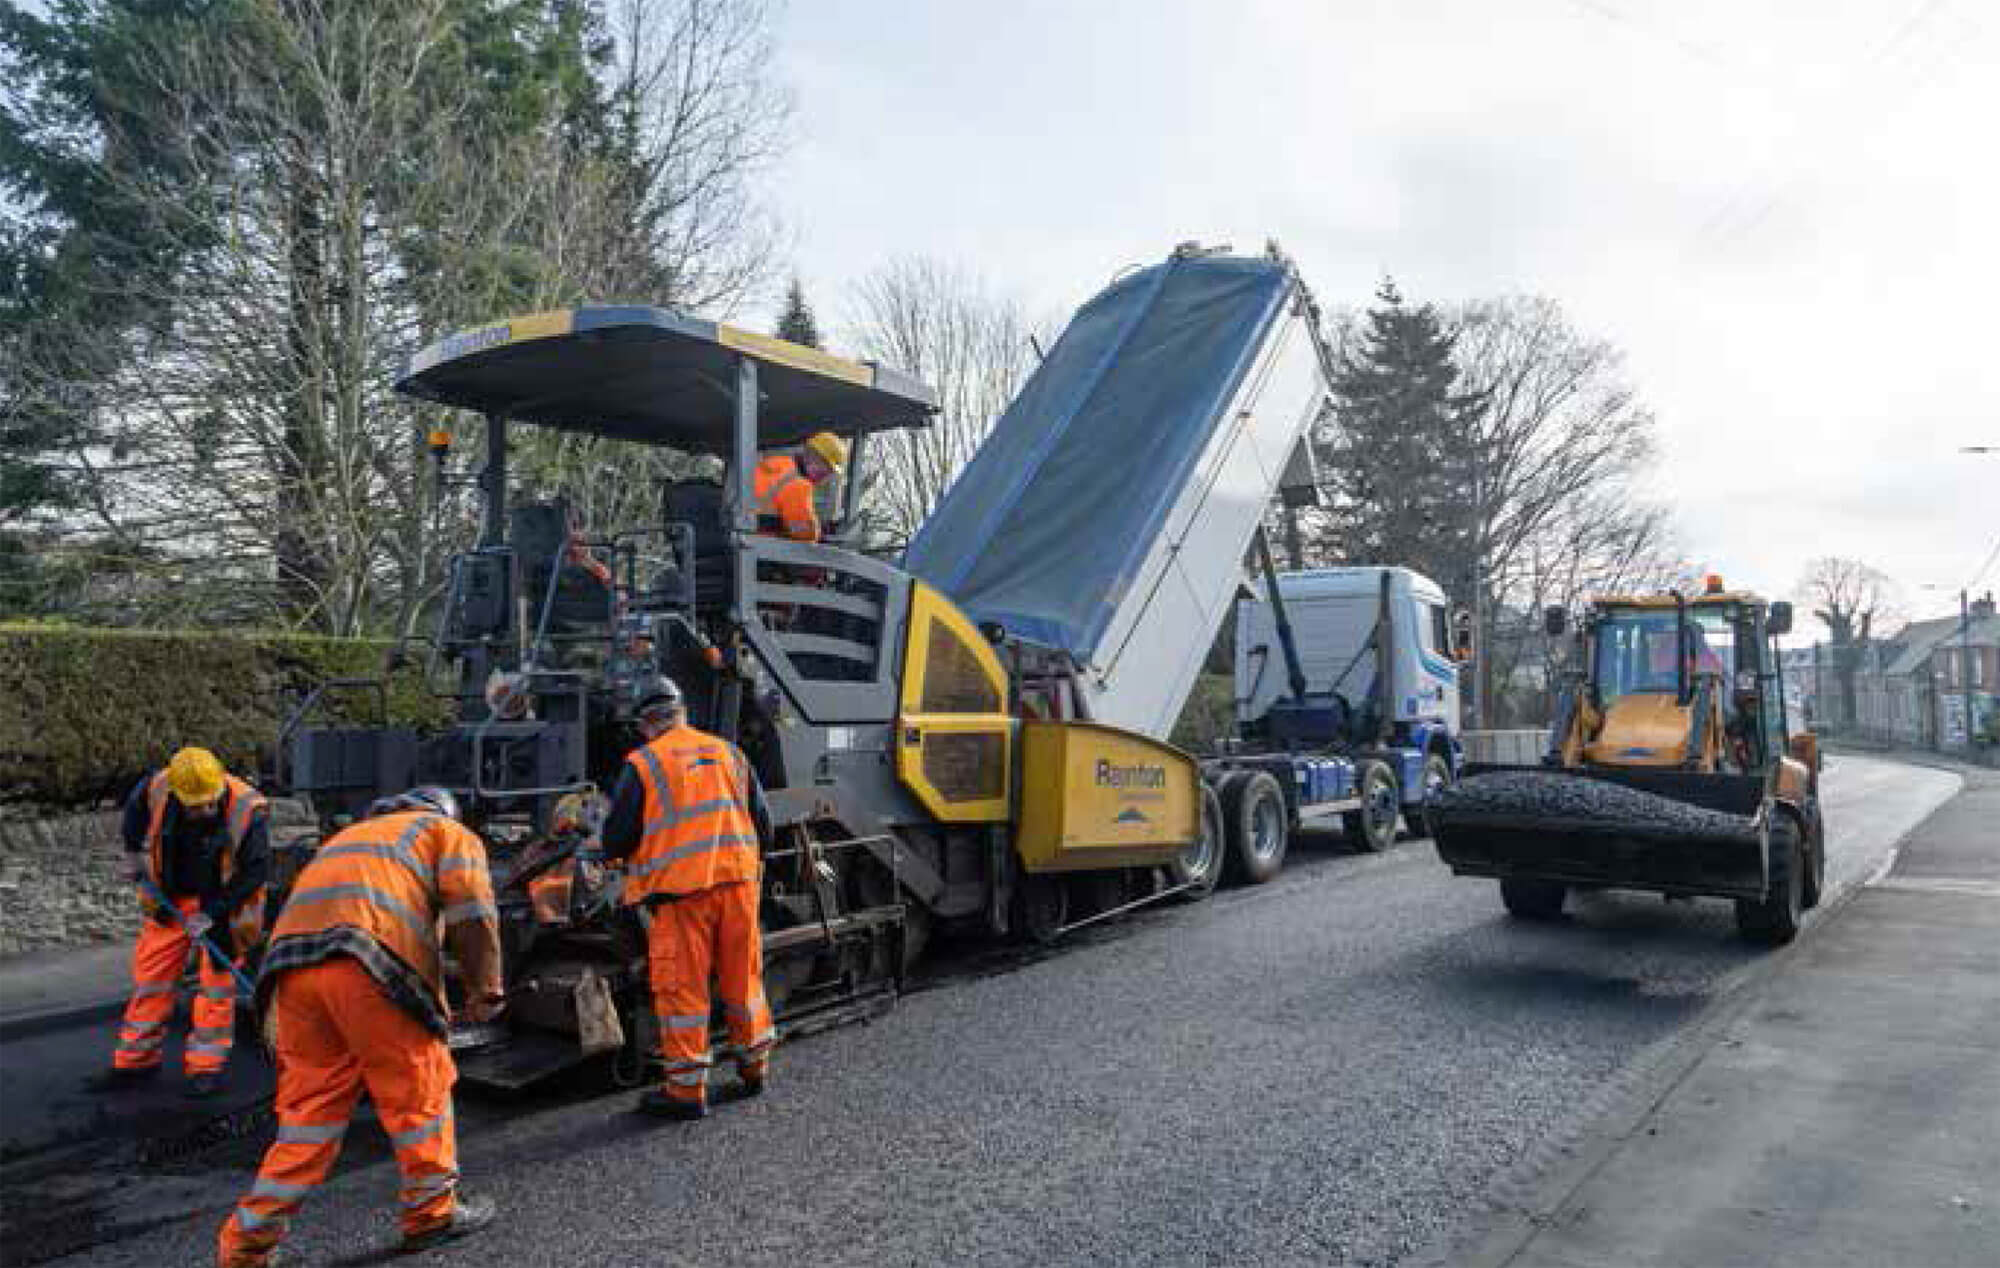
[0,624,449,807]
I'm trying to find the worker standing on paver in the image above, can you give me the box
[89,746,270,1098]
[751,431,845,541]
[600,676,775,1120]
[215,788,504,1267]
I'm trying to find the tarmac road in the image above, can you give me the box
[10,755,1959,1268]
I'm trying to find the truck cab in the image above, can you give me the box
[1235,566,1460,751]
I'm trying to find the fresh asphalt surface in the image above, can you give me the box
[8,756,1960,1268]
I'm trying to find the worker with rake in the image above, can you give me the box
[88,746,270,1099]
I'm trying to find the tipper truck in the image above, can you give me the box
[907,242,1464,896]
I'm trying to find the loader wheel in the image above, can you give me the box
[1170,784,1226,901]
[1800,800,1826,910]
[1500,877,1567,921]
[1222,770,1290,884]
[1737,817,1803,946]
[1014,873,1068,945]
[1342,761,1400,853]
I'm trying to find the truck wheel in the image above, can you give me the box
[1800,800,1826,909]
[1737,817,1803,946]
[1500,877,1567,920]
[1222,770,1289,884]
[1418,752,1453,809]
[1342,761,1400,853]
[1170,784,1226,901]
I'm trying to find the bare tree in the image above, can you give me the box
[1799,556,1899,728]
[1486,490,1691,724]
[14,0,792,636]
[1800,556,1897,646]
[1447,295,1661,722]
[843,257,1045,542]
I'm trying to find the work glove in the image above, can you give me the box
[463,989,507,1024]
[182,910,214,939]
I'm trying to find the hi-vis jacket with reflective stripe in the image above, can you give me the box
[610,725,767,904]
[267,812,497,1012]
[135,771,267,918]
[752,454,819,541]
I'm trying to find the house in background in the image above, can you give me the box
[1842,593,1998,752]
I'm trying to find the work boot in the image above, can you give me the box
[737,1066,766,1099]
[184,1072,223,1099]
[399,1192,496,1254]
[84,1066,160,1093]
[635,1089,706,1121]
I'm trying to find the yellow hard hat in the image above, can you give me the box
[804,431,848,472]
[166,747,226,805]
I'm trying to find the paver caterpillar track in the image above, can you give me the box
[1428,580,1826,944]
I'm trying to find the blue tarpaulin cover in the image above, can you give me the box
[904,252,1292,661]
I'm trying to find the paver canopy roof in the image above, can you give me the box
[396,306,937,452]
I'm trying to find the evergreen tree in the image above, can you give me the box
[1314,277,1486,599]
[774,275,821,348]
[0,0,227,613]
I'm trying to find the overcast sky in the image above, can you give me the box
[764,0,1998,627]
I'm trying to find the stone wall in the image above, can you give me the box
[0,807,139,955]
[0,801,315,958]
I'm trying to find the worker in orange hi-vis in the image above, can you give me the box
[88,746,270,1099]
[599,676,774,1120]
[750,431,846,542]
[215,788,504,1268]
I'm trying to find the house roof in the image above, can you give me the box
[1881,614,2000,676]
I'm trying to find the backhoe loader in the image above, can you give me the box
[1428,579,1825,944]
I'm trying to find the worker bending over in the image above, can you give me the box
[600,676,775,1119]
[91,746,269,1098]
[217,788,504,1267]
[751,430,846,541]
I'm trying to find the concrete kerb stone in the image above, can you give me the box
[1407,770,1967,1268]
[0,995,127,1044]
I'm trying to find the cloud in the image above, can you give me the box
[768,0,1998,608]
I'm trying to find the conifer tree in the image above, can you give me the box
[774,276,822,348]
[1315,277,1486,600]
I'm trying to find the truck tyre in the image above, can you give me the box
[1222,770,1289,884]
[1800,799,1826,910]
[1416,752,1453,817]
[1500,877,1567,920]
[1342,761,1400,853]
[1170,784,1226,901]
[1737,816,1803,946]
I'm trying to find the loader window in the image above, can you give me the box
[1594,610,1736,704]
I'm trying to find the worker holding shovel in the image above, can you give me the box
[88,746,270,1099]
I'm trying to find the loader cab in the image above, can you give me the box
[1581,593,1782,773]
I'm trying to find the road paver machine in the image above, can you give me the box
[277,305,1222,1086]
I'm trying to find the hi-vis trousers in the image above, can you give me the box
[216,958,458,1267]
[113,895,234,1076]
[646,880,774,1106]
